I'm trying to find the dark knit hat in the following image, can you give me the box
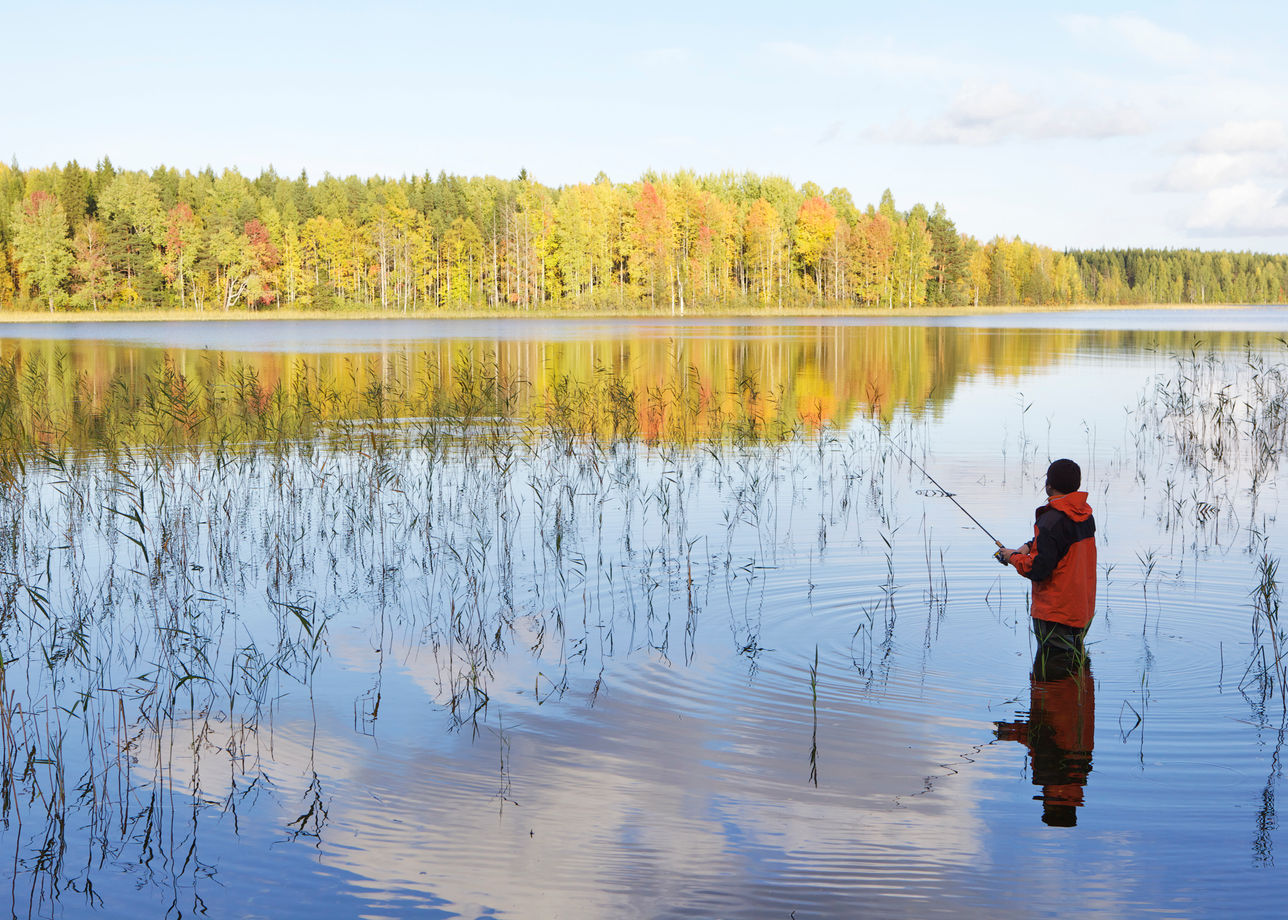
[1046,459,1081,494]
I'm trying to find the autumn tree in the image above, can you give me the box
[744,198,784,305]
[852,212,894,307]
[97,171,165,303]
[965,239,990,307]
[893,203,933,309]
[443,216,484,305]
[0,248,15,308]
[11,191,73,311]
[213,219,280,311]
[632,182,672,311]
[71,220,115,310]
[793,196,837,300]
[243,219,281,307]
[5,158,1288,315]
[988,237,1019,305]
[161,202,200,309]
[503,180,554,310]
[553,183,596,302]
[667,176,716,312]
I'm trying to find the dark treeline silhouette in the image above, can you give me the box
[2,159,1284,314]
[1069,248,1287,306]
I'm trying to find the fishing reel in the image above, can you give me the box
[994,548,1011,566]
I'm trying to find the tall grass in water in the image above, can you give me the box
[0,348,909,912]
[1138,345,1288,714]
[1244,553,1286,713]
[8,340,1284,911]
[1141,345,1288,551]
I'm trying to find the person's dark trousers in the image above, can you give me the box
[1033,618,1086,656]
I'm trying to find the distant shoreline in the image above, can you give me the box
[0,302,1274,324]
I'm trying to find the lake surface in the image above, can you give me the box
[2,309,1287,918]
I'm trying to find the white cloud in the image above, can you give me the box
[874,82,1150,145]
[1192,119,1288,154]
[1186,182,1288,236]
[1158,121,1288,192]
[1160,152,1279,192]
[1157,120,1288,240]
[1061,13,1202,66]
[944,81,1028,125]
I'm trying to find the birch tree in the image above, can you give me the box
[11,191,73,311]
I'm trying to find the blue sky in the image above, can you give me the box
[4,1,1286,252]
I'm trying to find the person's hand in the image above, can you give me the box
[994,547,1015,565]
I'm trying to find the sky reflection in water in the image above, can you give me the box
[0,311,1285,918]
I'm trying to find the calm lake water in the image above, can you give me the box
[2,308,1287,918]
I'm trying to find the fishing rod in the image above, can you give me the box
[868,418,1006,549]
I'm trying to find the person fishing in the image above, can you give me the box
[994,459,1097,654]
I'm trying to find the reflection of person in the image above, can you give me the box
[995,651,1095,826]
[994,459,1096,653]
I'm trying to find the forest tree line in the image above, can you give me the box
[2,159,1286,314]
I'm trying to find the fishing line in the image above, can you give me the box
[868,418,1004,547]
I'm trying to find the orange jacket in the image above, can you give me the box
[1009,492,1097,629]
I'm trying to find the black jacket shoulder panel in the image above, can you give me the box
[1025,509,1087,582]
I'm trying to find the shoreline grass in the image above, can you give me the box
[0,301,1276,324]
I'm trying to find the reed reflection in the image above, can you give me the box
[994,652,1095,827]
